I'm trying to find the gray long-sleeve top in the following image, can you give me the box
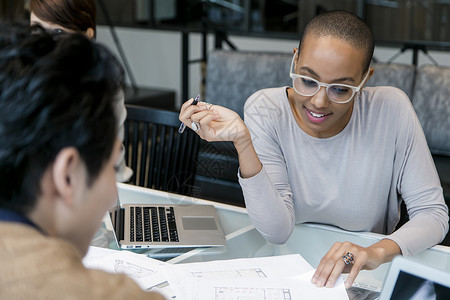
[238,86,448,257]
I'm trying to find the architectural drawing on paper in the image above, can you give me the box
[215,287,292,300]
[113,259,155,278]
[192,268,267,279]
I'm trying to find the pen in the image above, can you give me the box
[178,94,200,133]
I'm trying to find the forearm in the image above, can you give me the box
[233,128,262,178]
[365,239,401,269]
[234,129,294,243]
[239,167,296,244]
[387,209,448,256]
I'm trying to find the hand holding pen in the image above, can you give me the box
[178,95,249,146]
[178,94,200,133]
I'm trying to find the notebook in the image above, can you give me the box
[109,199,226,252]
[378,255,450,300]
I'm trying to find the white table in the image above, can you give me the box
[95,183,450,299]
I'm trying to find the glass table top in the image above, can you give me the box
[91,183,450,299]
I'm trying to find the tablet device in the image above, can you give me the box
[379,255,450,300]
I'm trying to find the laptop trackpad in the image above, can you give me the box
[182,216,217,230]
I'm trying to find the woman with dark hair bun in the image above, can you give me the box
[29,0,133,182]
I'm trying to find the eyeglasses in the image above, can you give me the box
[289,50,369,104]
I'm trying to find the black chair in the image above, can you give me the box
[123,105,199,196]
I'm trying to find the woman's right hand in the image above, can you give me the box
[179,99,250,145]
[179,98,261,178]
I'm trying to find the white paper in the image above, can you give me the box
[196,276,349,300]
[166,254,316,299]
[83,246,177,298]
[292,270,349,299]
[83,248,349,300]
[170,254,313,279]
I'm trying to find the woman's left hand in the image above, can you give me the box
[311,239,401,289]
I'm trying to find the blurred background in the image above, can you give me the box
[2,0,450,107]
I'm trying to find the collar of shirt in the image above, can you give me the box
[0,208,42,233]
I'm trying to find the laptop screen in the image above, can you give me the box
[109,200,124,242]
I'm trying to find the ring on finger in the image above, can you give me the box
[191,121,200,132]
[205,102,213,110]
[342,252,355,265]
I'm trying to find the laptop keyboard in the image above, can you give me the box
[129,206,179,243]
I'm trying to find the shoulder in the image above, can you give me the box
[359,86,415,121]
[58,251,163,299]
[244,87,289,116]
[361,86,412,109]
[0,224,162,299]
[358,86,420,139]
[242,88,291,143]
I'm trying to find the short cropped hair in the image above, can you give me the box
[300,10,374,73]
[30,0,96,34]
[0,33,124,213]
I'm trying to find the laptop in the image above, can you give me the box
[378,255,450,300]
[109,199,226,252]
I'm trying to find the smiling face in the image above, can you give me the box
[288,34,371,138]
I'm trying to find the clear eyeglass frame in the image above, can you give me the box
[289,50,370,104]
